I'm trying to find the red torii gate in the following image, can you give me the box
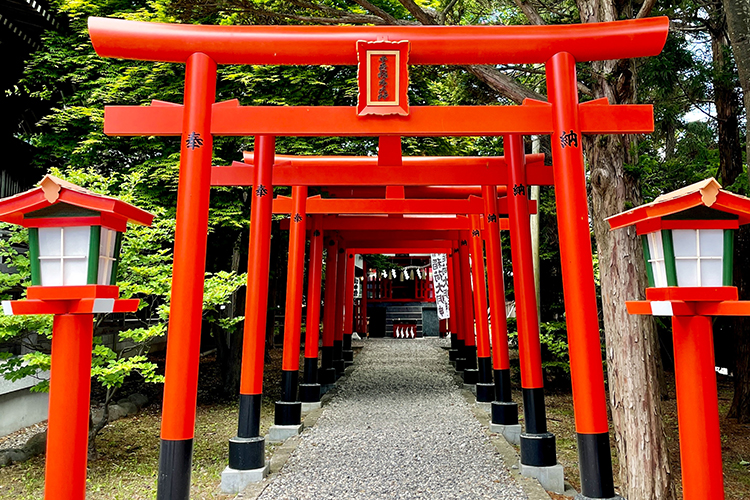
[89,16,669,500]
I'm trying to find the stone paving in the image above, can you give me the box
[257,338,527,499]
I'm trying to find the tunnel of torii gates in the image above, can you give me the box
[221,139,559,484]
[87,14,670,500]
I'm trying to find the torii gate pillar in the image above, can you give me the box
[547,53,617,498]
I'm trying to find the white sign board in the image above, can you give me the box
[353,277,362,299]
[431,253,450,320]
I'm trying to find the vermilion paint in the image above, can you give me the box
[482,186,511,371]
[282,186,308,371]
[304,216,324,359]
[322,238,338,349]
[239,136,276,396]
[506,135,545,389]
[672,315,724,500]
[344,253,356,335]
[44,314,93,500]
[459,231,476,348]
[161,52,216,440]
[546,53,609,435]
[469,214,491,359]
[89,17,669,65]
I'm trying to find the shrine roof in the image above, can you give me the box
[606,178,750,230]
[0,175,154,226]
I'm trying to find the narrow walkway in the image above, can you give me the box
[258,338,527,499]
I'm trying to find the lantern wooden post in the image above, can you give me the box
[300,215,324,406]
[546,54,615,498]
[225,136,275,486]
[481,185,519,430]
[44,314,93,500]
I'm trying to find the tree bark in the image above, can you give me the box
[578,0,676,497]
[709,5,744,187]
[729,227,750,422]
[722,0,750,169]
[216,230,245,397]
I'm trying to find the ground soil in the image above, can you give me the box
[2,344,749,499]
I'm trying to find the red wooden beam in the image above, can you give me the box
[333,230,460,241]
[344,240,452,249]
[272,195,530,215]
[105,100,654,137]
[89,17,669,65]
[280,216,510,231]
[319,186,509,199]
[210,153,552,187]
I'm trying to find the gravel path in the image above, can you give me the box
[258,338,527,500]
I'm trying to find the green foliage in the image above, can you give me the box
[507,318,570,385]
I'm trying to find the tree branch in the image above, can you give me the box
[437,0,461,24]
[465,65,546,104]
[513,0,546,25]
[635,0,658,19]
[397,0,438,25]
[350,0,402,24]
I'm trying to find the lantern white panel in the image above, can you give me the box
[701,259,723,286]
[98,259,112,286]
[675,259,699,287]
[652,260,668,287]
[38,227,62,257]
[62,226,90,257]
[63,259,88,286]
[699,230,724,257]
[672,230,697,257]
[99,228,117,258]
[647,232,668,287]
[98,228,118,285]
[40,260,62,286]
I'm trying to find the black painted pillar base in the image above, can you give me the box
[455,357,467,372]
[298,383,321,402]
[577,432,617,499]
[493,369,513,403]
[303,357,319,385]
[228,436,265,471]
[342,333,353,362]
[333,339,344,377]
[274,400,302,426]
[463,368,478,385]
[463,345,477,369]
[476,383,494,402]
[319,367,337,385]
[520,432,557,467]
[477,357,493,383]
[491,401,519,425]
[320,346,336,384]
[226,393,265,475]
[281,370,298,403]
[448,349,459,361]
[333,359,346,378]
[450,334,461,350]
[523,387,548,434]
[157,438,194,500]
